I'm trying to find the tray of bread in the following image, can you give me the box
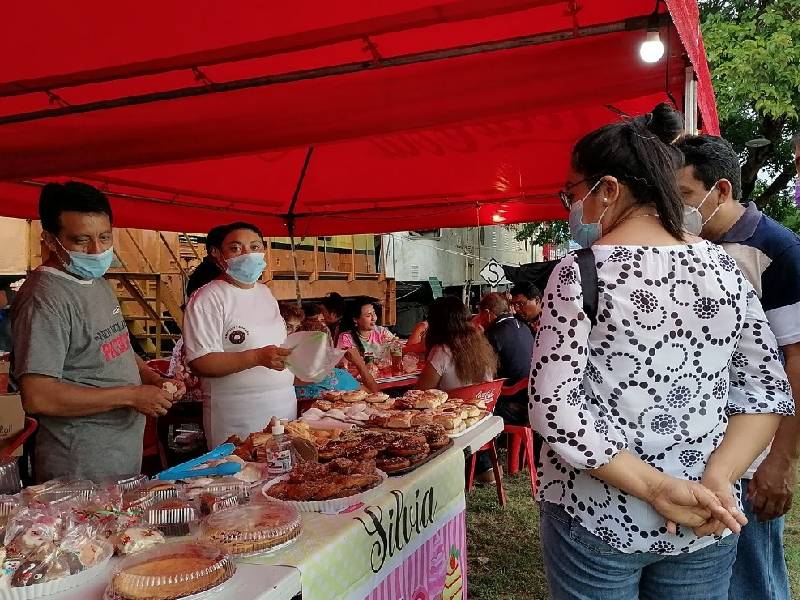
[262,458,386,513]
[301,389,489,437]
[312,426,453,476]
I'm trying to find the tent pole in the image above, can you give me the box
[286,146,315,308]
[287,220,302,308]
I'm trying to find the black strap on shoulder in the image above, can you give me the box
[575,248,598,327]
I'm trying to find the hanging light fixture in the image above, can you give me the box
[639,5,665,63]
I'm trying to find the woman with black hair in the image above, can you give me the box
[320,292,346,345]
[529,104,792,598]
[182,222,294,447]
[185,225,228,299]
[168,225,230,402]
[416,296,497,391]
[336,297,397,359]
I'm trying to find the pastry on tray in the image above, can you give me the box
[264,459,383,502]
[200,502,301,556]
[106,541,234,600]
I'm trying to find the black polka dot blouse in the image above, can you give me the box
[529,242,793,555]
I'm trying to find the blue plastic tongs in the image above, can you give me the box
[156,443,242,480]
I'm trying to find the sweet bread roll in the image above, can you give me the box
[386,412,413,429]
[411,412,434,427]
[321,391,344,402]
[433,414,462,431]
[342,390,368,403]
[413,397,439,410]
[364,392,390,404]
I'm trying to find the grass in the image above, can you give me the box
[466,469,800,600]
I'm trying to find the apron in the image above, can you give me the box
[194,283,297,448]
[204,386,296,448]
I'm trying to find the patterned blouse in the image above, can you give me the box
[529,242,793,555]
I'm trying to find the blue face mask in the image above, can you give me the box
[55,238,114,280]
[568,181,607,249]
[225,252,266,284]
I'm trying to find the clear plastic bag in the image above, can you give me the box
[282,331,346,383]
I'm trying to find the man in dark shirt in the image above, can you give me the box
[677,134,800,600]
[473,293,534,482]
[509,281,542,335]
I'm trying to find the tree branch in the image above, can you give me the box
[740,113,787,202]
[754,162,796,209]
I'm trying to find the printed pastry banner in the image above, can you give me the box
[364,511,466,600]
[243,446,466,600]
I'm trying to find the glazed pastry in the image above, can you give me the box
[376,456,411,473]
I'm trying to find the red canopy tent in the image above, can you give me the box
[0,0,716,236]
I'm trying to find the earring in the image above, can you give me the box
[602,197,608,206]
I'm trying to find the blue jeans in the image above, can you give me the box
[539,502,739,600]
[729,478,790,600]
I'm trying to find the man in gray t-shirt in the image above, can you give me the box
[11,182,183,482]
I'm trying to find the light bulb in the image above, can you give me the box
[639,31,664,63]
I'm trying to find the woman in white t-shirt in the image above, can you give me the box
[183,223,294,448]
[417,296,497,391]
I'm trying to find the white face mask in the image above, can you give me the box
[683,182,720,236]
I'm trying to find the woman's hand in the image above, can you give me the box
[691,471,746,537]
[647,474,744,535]
[256,346,292,370]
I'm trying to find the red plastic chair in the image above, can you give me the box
[499,379,537,500]
[0,417,37,457]
[448,379,507,507]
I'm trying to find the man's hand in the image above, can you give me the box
[748,452,798,521]
[159,378,186,402]
[648,475,745,535]
[256,346,292,370]
[129,385,174,418]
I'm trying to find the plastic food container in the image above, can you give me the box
[198,491,249,516]
[199,501,301,557]
[4,540,114,600]
[104,541,235,600]
[0,493,19,534]
[102,474,149,495]
[0,456,21,494]
[144,500,199,537]
[123,481,180,509]
[184,477,250,500]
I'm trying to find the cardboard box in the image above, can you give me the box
[0,393,25,457]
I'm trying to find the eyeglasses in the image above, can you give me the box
[559,178,591,211]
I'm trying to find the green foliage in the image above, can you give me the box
[700,0,800,227]
[702,0,800,123]
[760,190,800,234]
[512,221,570,247]
[514,0,800,245]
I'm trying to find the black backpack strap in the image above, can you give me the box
[575,248,598,327]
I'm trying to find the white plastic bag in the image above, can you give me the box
[282,331,346,383]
